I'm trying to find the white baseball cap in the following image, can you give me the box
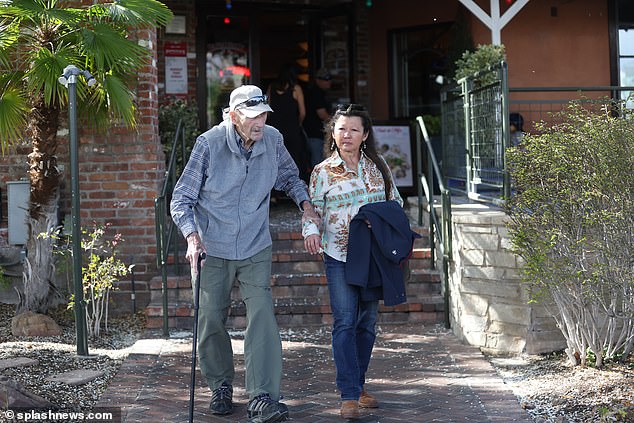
[229,85,273,118]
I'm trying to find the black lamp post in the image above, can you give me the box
[58,65,95,356]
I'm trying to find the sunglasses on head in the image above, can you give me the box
[336,103,367,112]
[235,95,268,109]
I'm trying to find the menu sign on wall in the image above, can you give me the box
[165,42,188,95]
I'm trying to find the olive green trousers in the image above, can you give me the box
[193,246,282,400]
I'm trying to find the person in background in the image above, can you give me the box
[267,65,310,183]
[510,112,524,147]
[302,68,333,168]
[302,104,406,420]
[170,85,319,423]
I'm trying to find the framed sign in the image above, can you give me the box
[166,15,186,35]
[373,122,416,194]
[164,42,188,95]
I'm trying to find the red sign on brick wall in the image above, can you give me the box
[165,42,187,95]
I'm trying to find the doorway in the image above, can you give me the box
[195,2,353,129]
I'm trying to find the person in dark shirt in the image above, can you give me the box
[303,68,332,168]
[267,65,310,182]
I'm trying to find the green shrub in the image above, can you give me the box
[158,98,200,171]
[506,99,634,367]
[454,43,506,85]
[44,222,130,338]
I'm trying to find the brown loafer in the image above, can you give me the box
[340,400,359,419]
[359,390,379,408]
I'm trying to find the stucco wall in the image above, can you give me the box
[368,0,612,121]
[446,202,566,355]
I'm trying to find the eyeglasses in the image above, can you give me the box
[336,103,367,112]
[235,95,268,109]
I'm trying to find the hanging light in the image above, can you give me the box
[365,0,372,7]
[224,16,231,24]
[226,0,232,10]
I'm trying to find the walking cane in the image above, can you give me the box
[189,252,206,423]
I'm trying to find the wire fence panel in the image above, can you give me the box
[440,87,467,193]
[440,64,633,206]
[469,82,505,192]
[441,62,509,204]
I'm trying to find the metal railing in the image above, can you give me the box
[415,116,452,329]
[441,59,634,208]
[154,118,187,337]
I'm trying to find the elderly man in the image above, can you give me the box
[171,85,318,423]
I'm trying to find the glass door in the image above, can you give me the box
[320,14,352,106]
[389,22,453,120]
[204,15,251,127]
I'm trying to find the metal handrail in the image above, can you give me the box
[155,118,186,337]
[415,116,452,329]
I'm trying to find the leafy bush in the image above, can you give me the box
[422,114,441,136]
[158,98,200,172]
[454,43,506,85]
[45,222,131,338]
[506,99,634,367]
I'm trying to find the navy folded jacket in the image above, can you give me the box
[345,200,421,306]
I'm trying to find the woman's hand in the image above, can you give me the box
[304,234,322,255]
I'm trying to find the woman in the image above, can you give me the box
[266,65,310,182]
[302,104,403,419]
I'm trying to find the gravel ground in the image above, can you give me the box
[0,303,145,422]
[486,352,634,422]
[1,302,633,422]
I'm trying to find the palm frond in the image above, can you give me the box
[0,88,29,153]
[93,0,173,28]
[86,73,136,129]
[26,47,68,106]
[2,1,85,34]
[80,24,147,73]
[0,20,19,50]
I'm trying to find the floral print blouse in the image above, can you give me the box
[302,150,403,262]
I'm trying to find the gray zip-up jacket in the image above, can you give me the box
[170,119,310,260]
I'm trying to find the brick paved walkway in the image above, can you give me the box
[96,324,532,422]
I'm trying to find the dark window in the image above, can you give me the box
[389,23,453,120]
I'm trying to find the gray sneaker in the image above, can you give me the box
[246,393,289,423]
[209,382,233,415]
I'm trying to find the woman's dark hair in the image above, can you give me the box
[325,104,394,199]
[271,64,298,92]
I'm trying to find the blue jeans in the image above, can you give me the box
[324,254,379,401]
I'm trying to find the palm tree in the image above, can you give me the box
[0,0,172,314]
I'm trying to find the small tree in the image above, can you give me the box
[506,99,634,367]
[67,222,130,338]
